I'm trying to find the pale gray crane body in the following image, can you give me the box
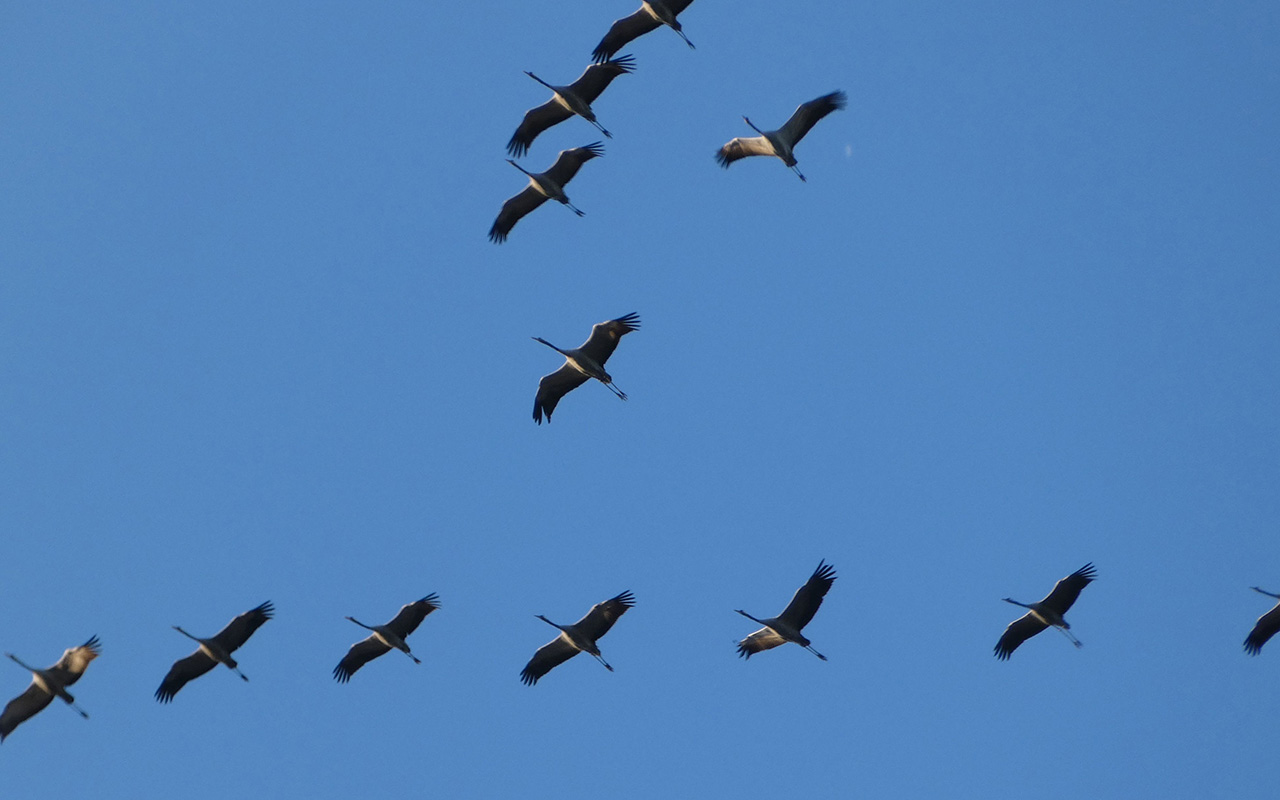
[521,591,635,685]
[507,57,635,157]
[490,143,604,243]
[1,635,101,741]
[1244,586,1280,655]
[995,564,1095,660]
[156,601,273,703]
[716,91,847,182]
[593,1,695,63]
[335,594,440,683]
[532,313,640,423]
[736,561,837,661]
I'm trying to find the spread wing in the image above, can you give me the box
[573,591,635,641]
[520,637,580,686]
[776,560,837,631]
[211,601,274,654]
[542,142,605,188]
[506,100,574,158]
[0,683,56,741]
[591,8,662,63]
[994,612,1049,660]
[333,636,392,683]
[155,650,218,703]
[778,91,847,147]
[715,136,773,168]
[533,362,591,424]
[577,312,641,365]
[490,186,549,244]
[1245,599,1280,656]
[386,594,441,638]
[1040,564,1096,615]
[46,635,101,686]
[736,627,786,659]
[568,55,636,103]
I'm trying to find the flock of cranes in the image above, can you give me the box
[8,562,1280,742]
[488,0,846,243]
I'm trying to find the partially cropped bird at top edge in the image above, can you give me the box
[489,143,604,244]
[506,56,635,158]
[994,564,1095,660]
[521,591,635,685]
[736,561,836,660]
[716,90,847,182]
[592,0,696,63]
[532,312,640,424]
[155,601,273,703]
[1244,586,1280,655]
[1,635,101,742]
[334,594,441,683]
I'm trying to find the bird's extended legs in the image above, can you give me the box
[62,693,90,719]
[401,650,422,665]
[589,652,614,672]
[1051,625,1083,648]
[676,30,695,49]
[603,381,628,401]
[560,200,585,217]
[790,165,807,182]
[590,119,613,139]
[804,644,828,661]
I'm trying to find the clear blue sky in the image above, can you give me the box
[3,2,1278,797]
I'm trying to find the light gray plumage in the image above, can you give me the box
[489,143,604,243]
[507,57,635,158]
[995,564,1095,660]
[592,1,695,63]
[156,601,273,703]
[736,561,836,660]
[334,594,441,683]
[1,635,101,742]
[532,313,640,423]
[521,591,635,685]
[716,91,847,182]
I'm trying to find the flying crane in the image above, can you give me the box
[716,91,847,182]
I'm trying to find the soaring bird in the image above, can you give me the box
[489,143,604,244]
[521,591,635,685]
[507,56,635,158]
[1,636,101,742]
[592,1,696,63]
[1244,586,1280,655]
[736,561,837,660]
[156,601,273,703]
[715,90,847,182]
[995,564,1095,660]
[334,594,441,683]
[532,313,640,424]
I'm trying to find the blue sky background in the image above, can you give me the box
[3,2,1278,797]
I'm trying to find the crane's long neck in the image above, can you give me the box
[525,71,554,91]
[743,116,763,135]
[1002,598,1033,610]
[1252,587,1280,599]
[173,626,203,643]
[735,609,766,626]
[506,159,534,178]
[6,653,38,673]
[532,337,570,358]
[535,614,565,632]
[346,617,376,631]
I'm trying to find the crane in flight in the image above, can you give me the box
[521,591,635,685]
[334,594,441,682]
[155,601,274,703]
[716,90,847,182]
[532,312,640,424]
[507,56,636,158]
[994,564,1095,660]
[592,1,696,63]
[1,635,101,742]
[736,561,837,660]
[489,143,604,244]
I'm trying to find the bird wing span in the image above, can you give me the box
[543,142,605,187]
[575,591,636,640]
[737,627,786,659]
[994,612,1048,660]
[520,637,580,685]
[0,683,56,741]
[333,636,393,683]
[534,362,592,423]
[47,635,101,685]
[715,136,773,168]
[578,312,641,365]
[387,594,441,638]
[779,90,847,147]
[1245,600,1280,655]
[569,55,636,103]
[507,100,574,158]
[777,560,837,630]
[490,186,550,244]
[155,650,218,703]
[212,601,274,653]
[1041,563,1096,614]
[592,8,662,63]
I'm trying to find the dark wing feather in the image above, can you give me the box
[0,684,56,741]
[211,601,274,653]
[155,650,218,703]
[46,635,101,686]
[1040,563,1096,615]
[777,560,837,630]
[578,312,641,365]
[568,56,636,103]
[533,363,591,424]
[736,627,785,659]
[994,612,1048,660]
[520,637,580,686]
[333,636,392,683]
[386,594,441,638]
[1245,600,1280,655]
[542,142,605,187]
[778,91,847,146]
[506,100,574,158]
[592,8,662,63]
[490,186,548,244]
[574,591,636,641]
